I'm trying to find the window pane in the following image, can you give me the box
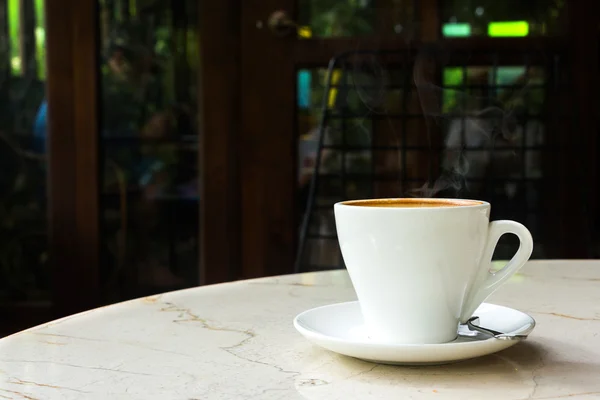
[0,0,50,331]
[297,0,416,38]
[298,0,375,38]
[297,51,560,271]
[442,0,568,37]
[99,0,199,302]
[297,62,414,269]
[440,61,551,256]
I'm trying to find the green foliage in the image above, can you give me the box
[8,0,21,75]
[299,0,375,37]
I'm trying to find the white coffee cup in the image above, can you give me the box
[334,198,533,344]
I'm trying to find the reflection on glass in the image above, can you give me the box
[34,0,45,79]
[99,0,199,301]
[297,0,415,38]
[0,0,49,303]
[297,65,411,268]
[297,55,552,269]
[8,0,21,74]
[442,0,567,37]
[440,64,547,256]
[297,0,375,38]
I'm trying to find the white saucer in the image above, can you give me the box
[294,301,535,365]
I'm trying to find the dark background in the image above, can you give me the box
[0,0,597,336]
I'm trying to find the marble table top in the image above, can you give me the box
[1,260,599,399]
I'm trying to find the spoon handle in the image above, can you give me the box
[466,316,528,341]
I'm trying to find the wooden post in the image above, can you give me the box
[198,0,241,284]
[46,0,100,317]
[564,0,598,257]
[239,0,296,278]
[419,0,440,42]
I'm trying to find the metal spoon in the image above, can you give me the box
[466,316,529,341]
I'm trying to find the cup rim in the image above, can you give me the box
[334,198,490,210]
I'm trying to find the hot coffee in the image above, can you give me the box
[342,198,483,208]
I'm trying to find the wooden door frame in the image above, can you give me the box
[42,0,249,308]
[238,0,297,279]
[234,0,444,279]
[43,0,249,310]
[234,0,598,280]
[46,0,100,317]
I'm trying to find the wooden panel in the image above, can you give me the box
[419,0,439,41]
[72,0,100,307]
[240,0,296,279]
[539,54,568,258]
[198,0,241,284]
[562,0,598,257]
[413,0,442,191]
[46,0,99,317]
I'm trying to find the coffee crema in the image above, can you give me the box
[341,198,483,208]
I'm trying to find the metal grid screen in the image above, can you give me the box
[296,48,565,273]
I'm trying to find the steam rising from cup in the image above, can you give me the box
[316,48,541,200]
[411,48,535,198]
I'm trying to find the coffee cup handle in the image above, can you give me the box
[460,220,534,323]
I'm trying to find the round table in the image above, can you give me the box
[1,260,599,399]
